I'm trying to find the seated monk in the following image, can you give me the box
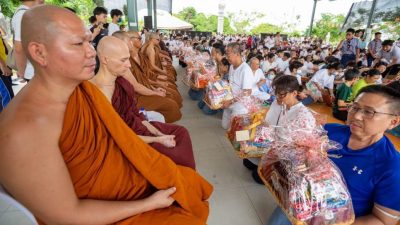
[91,36,195,169]
[110,32,182,123]
[0,5,212,225]
[116,31,183,109]
[140,32,177,85]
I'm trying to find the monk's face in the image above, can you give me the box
[104,51,131,76]
[46,18,97,81]
[131,34,142,49]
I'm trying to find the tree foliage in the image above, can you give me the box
[250,23,282,35]
[306,13,346,43]
[227,10,264,34]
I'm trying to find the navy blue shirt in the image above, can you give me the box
[325,123,400,217]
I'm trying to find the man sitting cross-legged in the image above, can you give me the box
[0,5,212,225]
[91,36,196,169]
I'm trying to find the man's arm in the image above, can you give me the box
[147,47,168,75]
[14,41,27,77]
[353,204,400,225]
[0,117,175,225]
[121,70,165,97]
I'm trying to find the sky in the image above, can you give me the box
[171,0,364,31]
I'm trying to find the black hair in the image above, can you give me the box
[357,85,400,115]
[326,62,342,70]
[110,9,123,18]
[93,6,108,16]
[212,43,225,55]
[267,53,275,59]
[374,61,388,68]
[325,56,340,64]
[272,75,301,93]
[289,60,303,72]
[344,68,360,81]
[382,40,394,46]
[267,69,277,74]
[367,68,381,77]
[346,60,357,68]
[346,28,355,34]
[283,52,290,59]
[221,57,230,67]
[277,49,283,54]
[89,15,96,24]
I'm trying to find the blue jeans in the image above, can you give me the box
[268,207,291,225]
[197,100,219,115]
[300,95,315,106]
[188,88,204,101]
[340,54,356,67]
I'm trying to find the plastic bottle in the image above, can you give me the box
[139,107,148,120]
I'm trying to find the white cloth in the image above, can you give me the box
[310,68,334,90]
[223,62,254,129]
[228,62,253,97]
[388,45,400,64]
[261,60,277,73]
[249,100,316,164]
[277,59,289,73]
[251,69,270,101]
[11,5,34,80]
[147,111,165,123]
[108,23,120,36]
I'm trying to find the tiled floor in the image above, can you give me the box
[0,59,276,224]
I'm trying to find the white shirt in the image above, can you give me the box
[261,60,277,73]
[266,100,316,130]
[250,68,265,94]
[277,59,289,73]
[12,5,34,80]
[228,62,253,97]
[388,45,400,64]
[310,68,334,90]
[108,23,120,36]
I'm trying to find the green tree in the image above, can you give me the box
[227,10,265,34]
[175,7,197,23]
[251,23,282,35]
[305,13,345,44]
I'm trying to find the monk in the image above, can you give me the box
[91,36,195,169]
[126,31,183,109]
[111,31,182,123]
[140,32,177,84]
[0,5,212,225]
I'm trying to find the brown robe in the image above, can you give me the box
[112,77,195,169]
[130,55,183,108]
[50,81,212,225]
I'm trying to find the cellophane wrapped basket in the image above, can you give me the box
[204,79,233,110]
[258,120,355,225]
[226,95,272,158]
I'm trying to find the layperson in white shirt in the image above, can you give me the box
[309,62,342,99]
[249,57,270,101]
[244,75,317,183]
[261,53,277,73]
[108,9,122,36]
[276,52,290,73]
[221,42,253,129]
[381,40,400,67]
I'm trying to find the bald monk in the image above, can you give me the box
[91,36,195,169]
[140,32,177,84]
[0,5,211,225]
[125,31,183,108]
[110,32,182,123]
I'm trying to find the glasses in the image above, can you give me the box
[347,105,398,119]
[276,91,289,99]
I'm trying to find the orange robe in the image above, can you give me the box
[53,81,212,224]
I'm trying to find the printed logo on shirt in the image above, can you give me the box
[353,166,363,175]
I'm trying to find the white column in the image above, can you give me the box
[217,1,225,34]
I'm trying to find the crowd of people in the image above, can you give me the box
[0,1,399,225]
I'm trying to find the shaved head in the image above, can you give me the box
[112,31,129,42]
[98,36,129,59]
[21,5,83,62]
[126,30,139,37]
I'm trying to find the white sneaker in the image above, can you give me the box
[12,77,26,85]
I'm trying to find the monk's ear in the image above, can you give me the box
[99,55,108,65]
[27,42,48,67]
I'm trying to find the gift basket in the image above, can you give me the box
[204,79,233,110]
[226,95,272,158]
[258,119,355,225]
